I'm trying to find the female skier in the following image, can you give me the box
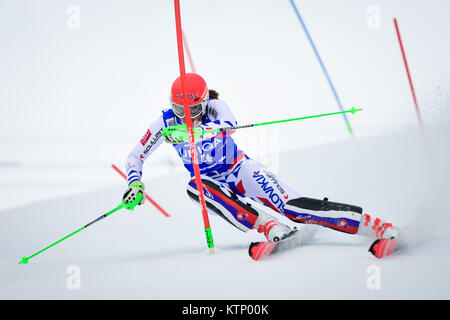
[122,73,400,258]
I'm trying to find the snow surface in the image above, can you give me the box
[1,125,450,299]
[1,0,450,299]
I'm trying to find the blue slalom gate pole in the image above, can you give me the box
[289,0,354,136]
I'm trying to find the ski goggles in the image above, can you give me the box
[171,99,208,119]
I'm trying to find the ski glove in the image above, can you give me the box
[164,133,184,144]
[122,181,145,210]
[162,125,217,144]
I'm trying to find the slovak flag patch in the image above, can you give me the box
[140,129,152,146]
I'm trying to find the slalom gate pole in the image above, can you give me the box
[182,31,196,73]
[288,0,354,137]
[393,18,424,131]
[19,203,125,264]
[174,0,215,253]
[111,164,171,217]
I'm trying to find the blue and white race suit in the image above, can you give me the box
[126,99,363,234]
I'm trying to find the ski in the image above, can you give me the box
[369,237,400,258]
[368,226,408,259]
[248,228,303,260]
[249,227,405,260]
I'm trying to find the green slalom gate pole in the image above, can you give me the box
[163,107,363,142]
[19,203,125,264]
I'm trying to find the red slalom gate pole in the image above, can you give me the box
[111,164,171,218]
[182,31,196,73]
[173,0,215,253]
[393,18,424,130]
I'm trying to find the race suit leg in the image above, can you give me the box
[186,176,292,241]
[186,176,259,232]
[224,158,394,238]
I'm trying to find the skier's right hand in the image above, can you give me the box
[164,133,184,144]
[163,125,204,144]
[122,181,145,211]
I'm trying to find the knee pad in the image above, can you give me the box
[286,197,362,214]
[284,197,362,234]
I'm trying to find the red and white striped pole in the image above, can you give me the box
[393,18,424,130]
[173,0,215,253]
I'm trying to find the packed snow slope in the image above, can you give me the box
[1,124,449,300]
[1,0,450,300]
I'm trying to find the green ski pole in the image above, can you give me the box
[19,202,126,264]
[216,107,363,133]
[163,107,362,142]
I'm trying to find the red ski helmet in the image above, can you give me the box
[170,73,209,119]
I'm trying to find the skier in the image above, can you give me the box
[122,73,400,258]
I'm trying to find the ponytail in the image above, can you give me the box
[208,89,219,100]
